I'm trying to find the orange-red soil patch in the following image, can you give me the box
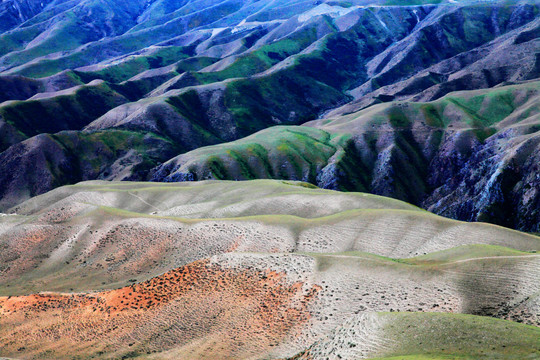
[0,259,320,359]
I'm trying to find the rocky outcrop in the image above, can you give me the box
[424,128,540,232]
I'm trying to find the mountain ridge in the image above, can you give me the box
[0,0,538,232]
[1,2,539,356]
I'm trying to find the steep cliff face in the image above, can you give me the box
[424,127,540,231]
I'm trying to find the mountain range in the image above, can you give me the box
[0,0,539,359]
[0,0,539,230]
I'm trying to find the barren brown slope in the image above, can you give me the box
[1,180,538,296]
[1,251,539,359]
[1,180,539,359]
[0,257,320,360]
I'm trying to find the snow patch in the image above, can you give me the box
[231,20,280,34]
[211,27,226,37]
[369,10,389,32]
[413,9,420,24]
[298,4,355,22]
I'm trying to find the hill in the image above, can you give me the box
[151,83,540,231]
[3,180,539,294]
[0,180,539,359]
[1,1,539,359]
[0,0,538,232]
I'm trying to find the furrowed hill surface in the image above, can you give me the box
[0,180,539,359]
[1,1,540,359]
[0,0,539,232]
[152,82,540,232]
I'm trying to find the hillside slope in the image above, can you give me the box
[1,255,539,359]
[0,2,539,359]
[0,1,538,225]
[152,83,540,231]
[0,130,178,210]
[0,180,539,359]
[2,180,539,295]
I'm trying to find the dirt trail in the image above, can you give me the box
[128,191,163,212]
[314,253,540,265]
[440,254,540,266]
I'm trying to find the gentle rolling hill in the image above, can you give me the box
[2,180,539,295]
[0,180,539,359]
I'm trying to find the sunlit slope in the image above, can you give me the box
[0,251,539,359]
[1,180,538,296]
[152,82,540,231]
[290,312,540,360]
[1,180,539,359]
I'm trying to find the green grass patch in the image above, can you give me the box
[77,46,192,83]
[0,81,128,138]
[377,312,540,359]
